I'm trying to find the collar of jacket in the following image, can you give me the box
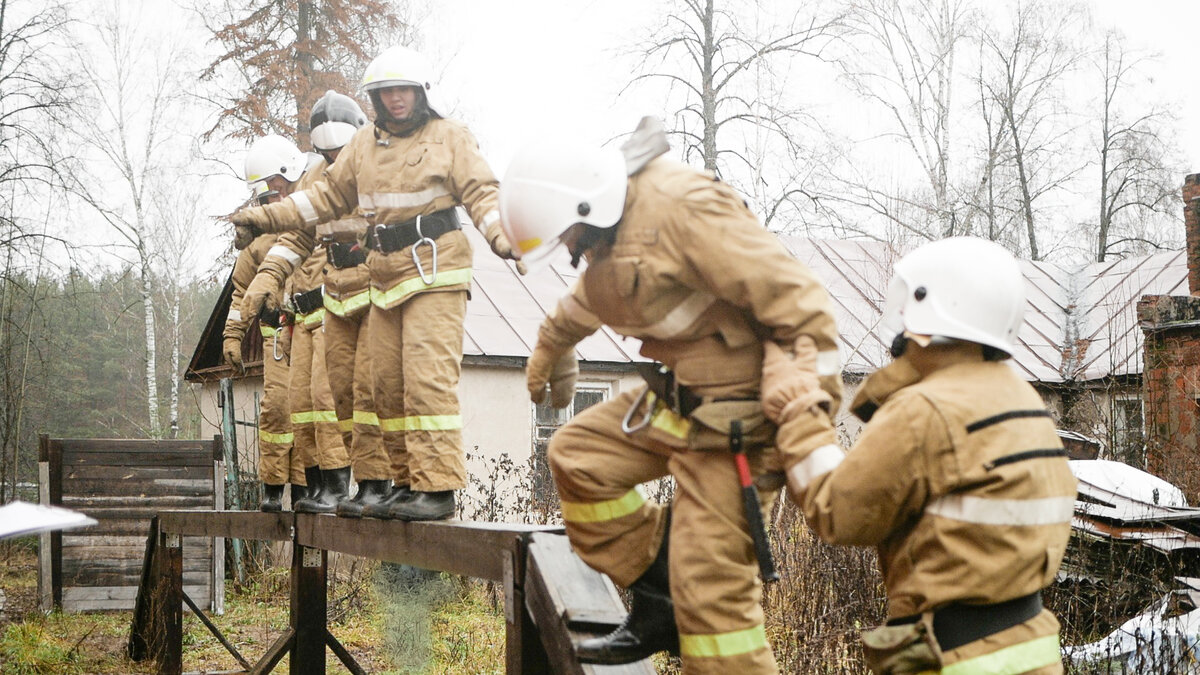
[850,356,922,423]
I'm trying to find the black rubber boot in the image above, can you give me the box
[295,467,351,514]
[576,530,678,664]
[300,465,323,504]
[334,479,392,518]
[361,484,415,519]
[289,484,308,509]
[387,490,456,521]
[260,484,285,513]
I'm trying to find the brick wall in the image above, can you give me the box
[1139,173,1200,500]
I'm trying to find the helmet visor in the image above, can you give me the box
[879,275,908,349]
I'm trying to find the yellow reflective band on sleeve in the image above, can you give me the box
[939,634,1060,675]
[338,418,353,432]
[298,308,325,328]
[259,430,294,445]
[560,489,645,524]
[353,410,380,426]
[324,289,371,317]
[291,411,317,425]
[260,325,277,338]
[679,624,768,659]
[370,267,472,308]
[378,414,463,432]
[313,410,338,423]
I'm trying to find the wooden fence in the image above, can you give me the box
[38,435,224,612]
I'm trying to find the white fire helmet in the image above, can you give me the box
[360,45,433,93]
[309,90,367,152]
[499,140,628,270]
[880,236,1026,357]
[244,134,306,191]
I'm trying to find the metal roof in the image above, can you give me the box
[466,225,1188,383]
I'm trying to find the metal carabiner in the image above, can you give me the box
[621,386,655,435]
[272,333,284,361]
[411,215,438,285]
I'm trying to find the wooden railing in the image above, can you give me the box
[128,510,655,674]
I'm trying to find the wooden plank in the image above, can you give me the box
[156,532,183,675]
[291,546,327,674]
[524,533,655,675]
[294,514,560,582]
[48,436,63,609]
[62,479,214,497]
[62,464,212,481]
[56,438,215,452]
[64,535,211,555]
[158,510,294,542]
[61,451,214,467]
[38,459,53,612]
[61,499,216,516]
[65,586,210,612]
[128,518,158,661]
[65,565,210,588]
[213,461,225,616]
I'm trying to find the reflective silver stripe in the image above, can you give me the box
[291,191,319,225]
[267,245,302,267]
[817,349,841,376]
[926,495,1076,526]
[358,185,451,210]
[481,209,500,229]
[227,309,242,322]
[610,291,715,339]
[786,444,844,493]
[556,294,603,330]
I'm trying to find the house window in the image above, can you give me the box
[531,383,612,503]
[1112,396,1144,464]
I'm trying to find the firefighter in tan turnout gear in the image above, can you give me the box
[231,45,523,521]
[228,134,307,511]
[241,93,370,514]
[497,118,843,673]
[760,237,1076,675]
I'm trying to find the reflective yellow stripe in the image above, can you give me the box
[291,411,317,424]
[645,394,690,439]
[260,325,277,338]
[354,410,380,426]
[324,289,371,316]
[378,414,463,432]
[679,624,768,658]
[297,308,325,328]
[939,634,1060,675]
[370,268,472,308]
[259,430,294,444]
[313,410,338,423]
[338,418,353,432]
[560,489,645,524]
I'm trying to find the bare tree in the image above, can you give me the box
[624,0,849,229]
[199,0,418,147]
[977,0,1087,260]
[1092,31,1180,262]
[68,1,193,438]
[836,0,974,241]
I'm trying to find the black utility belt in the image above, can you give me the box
[326,241,366,269]
[292,287,324,315]
[887,591,1043,651]
[365,209,460,253]
[635,362,754,418]
[259,306,294,329]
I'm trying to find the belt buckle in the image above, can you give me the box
[371,224,385,251]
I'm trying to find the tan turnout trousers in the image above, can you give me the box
[324,306,388,480]
[368,289,467,491]
[550,390,784,675]
[258,326,301,485]
[289,312,349,472]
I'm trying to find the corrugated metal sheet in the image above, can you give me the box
[462,225,1186,383]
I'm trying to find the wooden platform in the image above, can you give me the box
[129,510,657,674]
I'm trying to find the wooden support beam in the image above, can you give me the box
[290,545,326,675]
[292,513,560,582]
[325,630,365,675]
[182,590,251,671]
[251,628,294,675]
[127,518,159,662]
[158,510,293,542]
[156,531,184,675]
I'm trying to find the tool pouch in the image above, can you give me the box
[688,401,773,453]
[860,616,943,675]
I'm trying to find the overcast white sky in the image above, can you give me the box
[56,0,1200,273]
